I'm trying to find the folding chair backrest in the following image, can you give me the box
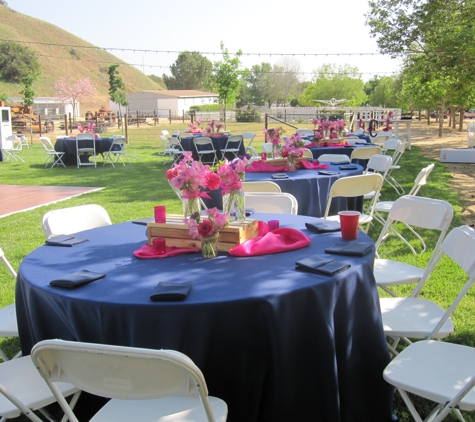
[409,163,435,196]
[0,247,17,278]
[261,143,273,153]
[76,133,95,141]
[350,146,382,161]
[242,181,282,193]
[301,148,313,159]
[168,137,183,149]
[244,192,298,214]
[194,137,214,148]
[241,132,256,147]
[39,137,54,152]
[328,173,384,198]
[317,154,350,163]
[224,135,242,149]
[381,138,401,153]
[365,154,392,174]
[296,129,314,138]
[391,141,408,166]
[42,204,112,239]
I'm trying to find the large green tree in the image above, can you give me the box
[238,62,273,107]
[365,76,399,107]
[162,52,212,90]
[268,57,303,107]
[20,72,40,141]
[108,64,128,118]
[299,63,367,106]
[0,42,40,83]
[209,43,245,127]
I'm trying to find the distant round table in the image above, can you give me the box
[180,134,245,162]
[54,137,113,165]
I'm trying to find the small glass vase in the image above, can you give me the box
[272,143,280,158]
[287,157,297,172]
[182,193,201,220]
[201,233,219,258]
[324,130,330,140]
[223,189,245,222]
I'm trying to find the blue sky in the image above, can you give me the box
[7,0,401,82]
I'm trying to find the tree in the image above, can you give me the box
[268,57,303,107]
[238,62,273,107]
[53,77,96,121]
[365,76,399,107]
[162,52,212,90]
[108,64,128,121]
[148,74,165,88]
[20,72,39,141]
[299,63,367,107]
[209,43,245,127]
[0,41,40,83]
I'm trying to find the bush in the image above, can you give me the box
[236,109,262,123]
[0,41,40,82]
[190,104,220,112]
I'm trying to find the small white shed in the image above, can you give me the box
[109,90,218,116]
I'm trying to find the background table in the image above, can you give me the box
[16,214,393,422]
[205,163,364,217]
[54,137,113,165]
[308,143,378,160]
[180,134,245,162]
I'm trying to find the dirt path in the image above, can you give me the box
[406,120,475,224]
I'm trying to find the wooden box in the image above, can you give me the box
[147,215,259,252]
[265,157,308,167]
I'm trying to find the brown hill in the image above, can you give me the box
[0,4,166,111]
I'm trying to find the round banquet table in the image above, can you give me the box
[308,143,378,160]
[180,134,245,162]
[54,137,113,165]
[16,214,394,422]
[204,163,364,217]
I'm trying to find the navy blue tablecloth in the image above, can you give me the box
[54,137,113,165]
[180,135,245,162]
[16,214,393,422]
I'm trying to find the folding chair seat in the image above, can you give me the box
[317,154,350,163]
[350,146,382,162]
[323,173,384,233]
[41,204,112,239]
[103,136,129,167]
[39,137,65,168]
[2,136,24,163]
[244,192,298,215]
[220,135,243,160]
[75,133,97,168]
[193,137,218,166]
[242,181,282,193]
[166,137,185,166]
[380,225,475,356]
[374,196,453,297]
[0,247,20,362]
[0,355,81,422]
[31,339,228,422]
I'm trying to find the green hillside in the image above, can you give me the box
[0,4,165,111]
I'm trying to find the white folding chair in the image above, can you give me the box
[166,137,185,166]
[323,173,384,233]
[41,204,112,239]
[380,138,401,156]
[261,143,273,155]
[385,141,409,195]
[31,339,228,422]
[39,137,65,168]
[241,132,256,148]
[103,137,129,167]
[374,196,453,297]
[380,225,475,356]
[374,163,435,227]
[158,135,170,157]
[362,154,393,205]
[171,130,181,139]
[242,181,282,193]
[384,340,475,422]
[2,136,24,163]
[301,148,313,159]
[75,133,97,168]
[193,137,218,166]
[0,247,20,362]
[244,192,298,215]
[220,135,243,161]
[0,356,81,422]
[350,146,382,162]
[161,130,170,140]
[17,135,29,149]
[371,132,392,144]
[317,154,351,163]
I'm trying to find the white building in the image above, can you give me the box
[7,97,79,118]
[109,90,218,117]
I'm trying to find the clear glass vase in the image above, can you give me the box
[287,157,297,171]
[182,193,201,220]
[201,233,219,258]
[223,189,245,222]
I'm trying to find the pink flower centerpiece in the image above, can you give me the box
[263,127,285,158]
[205,120,226,136]
[166,152,220,220]
[383,111,393,132]
[187,119,203,134]
[185,207,229,258]
[77,122,99,139]
[216,157,248,221]
[281,134,305,171]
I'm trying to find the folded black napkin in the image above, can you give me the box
[295,255,350,276]
[318,170,340,175]
[305,220,341,234]
[339,165,359,170]
[45,235,88,247]
[272,173,289,179]
[131,218,155,226]
[150,281,193,302]
[50,270,106,289]
[324,242,373,257]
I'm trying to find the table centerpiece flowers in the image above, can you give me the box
[263,127,285,158]
[185,207,229,258]
[281,134,305,171]
[166,152,220,220]
[205,120,226,136]
[77,122,100,139]
[187,119,203,134]
[216,157,248,222]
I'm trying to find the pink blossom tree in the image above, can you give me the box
[53,77,96,121]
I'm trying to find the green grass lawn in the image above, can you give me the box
[0,122,473,421]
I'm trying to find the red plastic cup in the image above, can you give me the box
[338,211,360,240]
[260,152,267,161]
[152,237,166,255]
[154,205,166,223]
[268,220,280,231]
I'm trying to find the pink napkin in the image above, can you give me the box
[133,244,200,259]
[299,161,330,170]
[245,161,287,172]
[228,228,311,257]
[305,142,317,147]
